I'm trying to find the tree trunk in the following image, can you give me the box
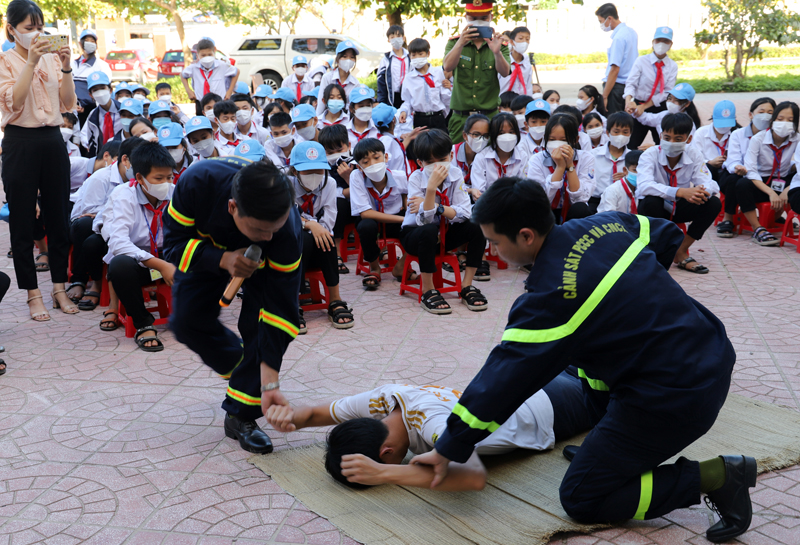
[385,3,402,26]
[723,49,731,81]
[733,42,744,79]
[170,1,191,68]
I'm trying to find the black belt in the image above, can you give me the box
[453,108,497,116]
[415,111,445,117]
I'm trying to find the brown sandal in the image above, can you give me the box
[100,309,120,331]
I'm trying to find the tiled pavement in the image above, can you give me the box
[2,217,800,544]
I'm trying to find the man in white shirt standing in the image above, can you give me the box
[596,3,638,114]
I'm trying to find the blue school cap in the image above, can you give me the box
[291,104,317,123]
[653,27,673,41]
[148,100,172,117]
[114,82,130,96]
[668,83,695,102]
[350,85,375,104]
[372,103,397,127]
[87,71,110,90]
[234,82,250,95]
[290,141,331,171]
[712,100,736,128]
[303,87,320,99]
[130,83,150,96]
[270,87,297,103]
[79,29,98,41]
[336,41,360,55]
[234,140,266,161]
[254,84,273,98]
[525,99,551,116]
[120,98,143,116]
[2,40,14,52]
[292,55,308,66]
[185,115,213,136]
[157,123,185,147]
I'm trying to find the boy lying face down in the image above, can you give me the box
[266,368,596,491]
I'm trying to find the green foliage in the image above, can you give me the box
[531,46,800,66]
[220,0,314,33]
[145,77,191,103]
[358,72,377,91]
[679,72,800,92]
[355,0,527,34]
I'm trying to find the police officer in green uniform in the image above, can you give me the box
[444,0,510,143]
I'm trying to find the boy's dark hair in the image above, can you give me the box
[196,38,215,52]
[545,114,580,149]
[231,93,255,108]
[299,95,316,106]
[411,129,451,163]
[489,113,521,150]
[155,82,172,93]
[595,2,618,19]
[119,137,147,165]
[386,25,404,38]
[325,418,389,490]
[276,98,296,111]
[61,112,78,126]
[579,84,607,117]
[353,137,385,163]
[583,112,604,130]
[772,101,800,133]
[500,91,519,110]
[509,26,530,41]
[606,111,634,132]
[625,150,643,169]
[200,92,222,111]
[408,38,430,55]
[232,162,295,220]
[130,141,177,177]
[129,117,155,135]
[750,97,776,112]
[510,95,533,113]
[99,141,121,160]
[213,99,238,118]
[526,108,550,122]
[269,111,292,129]
[463,113,490,135]
[553,105,583,129]
[472,177,555,239]
[5,0,43,43]
[319,124,350,151]
[543,90,560,102]
[660,112,694,136]
[323,83,348,108]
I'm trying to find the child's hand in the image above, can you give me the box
[734,165,747,176]
[551,146,565,168]
[561,145,575,167]
[399,111,407,123]
[171,104,182,115]
[266,404,296,432]
[442,79,453,90]
[408,196,423,214]
[612,171,626,181]
[709,156,725,168]
[308,221,334,251]
[427,163,449,189]
[635,104,647,117]
[340,454,387,486]
[337,162,353,183]
[160,263,177,286]
[677,186,709,205]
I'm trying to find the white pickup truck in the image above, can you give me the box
[229,34,383,90]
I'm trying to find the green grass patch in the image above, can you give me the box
[679,73,800,93]
[533,46,800,65]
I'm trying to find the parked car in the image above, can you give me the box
[229,34,382,91]
[158,49,234,80]
[106,50,158,84]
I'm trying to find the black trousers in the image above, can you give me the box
[587,196,602,215]
[789,188,800,215]
[300,230,339,288]
[107,255,156,330]
[638,196,722,241]
[553,201,592,225]
[357,218,402,264]
[400,221,485,274]
[333,197,358,240]
[629,101,665,149]
[602,82,626,115]
[2,126,71,289]
[541,369,599,443]
[70,217,102,284]
[392,91,403,109]
[0,271,10,303]
[718,170,745,215]
[735,177,771,213]
[75,234,108,287]
[413,111,448,132]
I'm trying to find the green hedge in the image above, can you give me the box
[144,77,191,104]
[679,73,800,93]
[533,46,800,65]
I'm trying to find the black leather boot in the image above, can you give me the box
[705,455,757,543]
[224,413,273,454]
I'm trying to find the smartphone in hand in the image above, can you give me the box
[37,35,69,53]
[471,25,494,39]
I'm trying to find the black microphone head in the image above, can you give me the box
[244,244,262,262]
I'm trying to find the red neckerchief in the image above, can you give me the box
[394,54,407,86]
[768,141,788,183]
[493,158,508,179]
[507,62,526,94]
[350,127,370,142]
[300,193,314,216]
[143,200,167,255]
[712,134,728,157]
[455,142,471,185]
[646,60,665,103]
[391,136,409,178]
[102,110,114,145]
[367,187,393,212]
[173,165,187,185]
[421,73,435,88]
[200,68,213,96]
[621,179,637,214]
[436,188,451,231]
[546,156,579,223]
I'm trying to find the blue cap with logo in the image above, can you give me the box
[350,85,375,104]
[87,70,111,90]
[148,100,172,117]
[292,55,308,66]
[291,104,317,123]
[130,83,150,96]
[234,82,250,95]
[336,40,360,55]
[157,122,185,147]
[114,81,130,96]
[120,98,143,116]
[653,26,674,41]
[372,103,397,127]
[79,29,98,41]
[302,87,320,99]
[290,141,331,171]
[254,84,273,98]
[668,82,695,102]
[712,100,736,128]
[525,98,551,116]
[234,140,266,161]
[185,115,213,136]
[270,87,297,103]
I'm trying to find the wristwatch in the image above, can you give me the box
[567,165,575,172]
[436,204,445,215]
[260,381,280,392]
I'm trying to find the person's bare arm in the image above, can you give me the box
[340,451,487,491]
[266,403,336,432]
[360,209,404,223]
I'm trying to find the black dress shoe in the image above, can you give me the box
[562,445,579,462]
[224,414,273,454]
[705,455,758,543]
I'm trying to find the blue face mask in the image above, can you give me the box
[626,172,637,187]
[153,117,170,129]
[327,99,345,114]
[121,118,132,132]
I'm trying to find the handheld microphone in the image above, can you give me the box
[219,244,262,307]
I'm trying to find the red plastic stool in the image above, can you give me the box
[356,238,402,275]
[300,269,330,311]
[676,223,687,234]
[118,280,172,338]
[100,264,110,307]
[484,244,507,270]
[399,224,462,302]
[738,202,782,235]
[339,224,360,264]
[780,210,800,252]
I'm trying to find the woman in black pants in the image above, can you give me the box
[0,0,79,320]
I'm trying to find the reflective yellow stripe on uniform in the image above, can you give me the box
[179,239,202,272]
[259,309,299,339]
[226,386,261,406]
[452,403,501,433]
[168,201,195,227]
[633,470,654,520]
[268,256,301,273]
[578,368,610,391]
[502,215,651,345]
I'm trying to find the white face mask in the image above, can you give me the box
[338,58,355,73]
[297,125,316,141]
[159,95,172,104]
[273,132,294,148]
[609,134,630,149]
[255,97,266,108]
[661,140,686,157]
[772,121,795,138]
[532,93,544,100]
[496,134,517,153]
[653,42,670,56]
[13,28,39,50]
[529,125,546,141]
[204,109,216,121]
[200,56,215,69]
[390,37,404,50]
[60,127,73,143]
[666,101,683,114]
[467,135,488,153]
[93,90,111,106]
[354,107,373,122]
[326,151,351,164]
[586,126,604,139]
[83,41,97,54]
[469,19,491,27]
[139,131,157,142]
[599,18,612,32]
[143,178,171,200]
[411,57,428,70]
[125,165,134,180]
[236,109,252,126]
[169,148,184,164]
[422,161,451,175]
[714,125,732,135]
[752,113,772,131]
[514,114,526,131]
[576,98,591,111]
[362,162,387,182]
[133,94,146,101]
[219,120,237,135]
[546,140,567,153]
[513,41,529,54]
[299,172,325,191]
[193,138,215,158]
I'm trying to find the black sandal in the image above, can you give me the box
[716,220,735,238]
[298,308,307,335]
[100,309,120,331]
[474,260,491,282]
[0,358,6,376]
[67,281,86,303]
[6,249,11,259]
[35,252,50,272]
[135,325,164,352]
[677,257,709,274]
[337,255,350,274]
[362,273,381,291]
[752,226,779,246]
[328,300,355,329]
[420,289,452,315]
[460,285,488,311]
[78,291,101,311]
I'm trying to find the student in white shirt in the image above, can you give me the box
[399,130,489,314]
[281,55,315,103]
[180,38,239,103]
[289,141,354,333]
[264,111,299,168]
[526,114,595,223]
[377,25,410,109]
[716,98,776,238]
[128,117,158,142]
[147,100,174,131]
[452,114,490,200]
[104,142,177,352]
[693,100,737,184]
[373,103,412,179]
[252,84,272,126]
[510,95,533,134]
[471,113,526,199]
[185,115,219,160]
[543,89,560,108]
[742,102,800,245]
[318,83,349,129]
[637,113,721,272]
[119,98,143,139]
[320,124,359,274]
[345,86,380,150]
[269,87,297,115]
[213,100,250,156]
[553,104,593,151]
[200,92,222,133]
[634,83,701,142]
[583,112,609,150]
[291,104,319,143]
[157,123,193,184]
[589,111,634,213]
[519,99,550,173]
[232,93,269,145]
[114,81,133,100]
[499,26,533,96]
[154,82,190,126]
[265,369,594,491]
[398,38,449,132]
[599,150,641,214]
[60,112,80,157]
[624,26,678,149]
[317,40,361,116]
[577,85,608,128]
